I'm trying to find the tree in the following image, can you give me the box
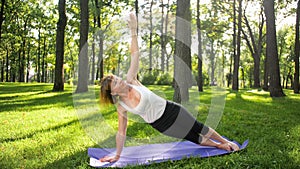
[76,0,89,93]
[232,0,242,91]
[149,0,154,71]
[294,0,300,94]
[0,0,5,42]
[53,0,67,91]
[229,0,237,88]
[196,0,203,92]
[242,4,264,88]
[263,0,285,97]
[173,0,192,103]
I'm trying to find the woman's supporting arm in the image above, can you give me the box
[100,106,128,162]
[126,13,140,83]
[115,107,128,157]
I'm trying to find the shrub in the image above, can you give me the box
[156,73,173,85]
[141,72,157,85]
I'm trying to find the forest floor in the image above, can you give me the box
[0,83,299,169]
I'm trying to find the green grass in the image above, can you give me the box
[0,83,300,168]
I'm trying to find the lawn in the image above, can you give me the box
[0,83,299,169]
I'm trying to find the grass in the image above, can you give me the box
[0,83,300,168]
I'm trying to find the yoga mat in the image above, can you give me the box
[88,139,249,168]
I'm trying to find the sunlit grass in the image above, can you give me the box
[0,83,300,168]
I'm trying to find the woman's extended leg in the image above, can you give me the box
[150,101,239,151]
[201,128,240,151]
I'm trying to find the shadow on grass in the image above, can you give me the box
[0,84,74,113]
[45,148,93,169]
[0,119,79,143]
[223,89,300,168]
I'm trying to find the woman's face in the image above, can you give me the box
[110,75,126,96]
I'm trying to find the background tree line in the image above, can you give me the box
[0,0,299,99]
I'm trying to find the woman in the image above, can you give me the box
[100,13,239,163]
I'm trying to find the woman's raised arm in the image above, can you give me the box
[126,13,140,84]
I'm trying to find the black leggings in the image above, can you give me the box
[150,101,209,144]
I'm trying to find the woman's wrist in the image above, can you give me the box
[131,28,137,32]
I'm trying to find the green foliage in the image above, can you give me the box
[141,71,173,85]
[156,73,173,85]
[141,70,159,85]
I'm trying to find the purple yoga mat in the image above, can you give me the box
[88,139,248,168]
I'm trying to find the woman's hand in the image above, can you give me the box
[128,13,137,31]
[99,155,120,163]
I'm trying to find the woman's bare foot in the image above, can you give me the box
[217,141,240,151]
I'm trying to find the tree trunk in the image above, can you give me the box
[232,0,242,91]
[209,41,215,86]
[0,59,3,82]
[294,0,300,94]
[160,1,166,72]
[197,0,203,92]
[53,0,67,91]
[26,44,30,83]
[173,0,192,103]
[20,38,26,82]
[262,53,269,90]
[5,49,8,82]
[95,0,104,81]
[149,0,154,71]
[91,18,96,85]
[42,37,47,83]
[37,29,41,82]
[242,7,264,88]
[263,0,285,97]
[0,0,5,42]
[76,0,89,93]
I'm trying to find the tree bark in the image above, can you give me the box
[160,0,165,72]
[232,0,242,91]
[5,48,8,82]
[76,0,89,93]
[53,0,67,91]
[263,0,285,97]
[149,0,154,71]
[95,0,104,81]
[37,29,41,82]
[197,0,203,92]
[0,0,5,42]
[173,0,192,103]
[294,0,300,94]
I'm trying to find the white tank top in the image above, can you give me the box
[119,85,167,123]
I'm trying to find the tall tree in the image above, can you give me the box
[228,0,237,88]
[149,0,154,71]
[76,0,89,93]
[160,0,165,72]
[232,0,242,91]
[173,0,192,103]
[242,5,264,88]
[95,0,103,82]
[53,0,67,91]
[196,0,203,92]
[294,0,300,94]
[0,0,5,42]
[263,0,285,97]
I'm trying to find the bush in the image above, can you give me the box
[156,73,173,85]
[141,71,157,85]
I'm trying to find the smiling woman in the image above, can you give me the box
[99,13,239,163]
